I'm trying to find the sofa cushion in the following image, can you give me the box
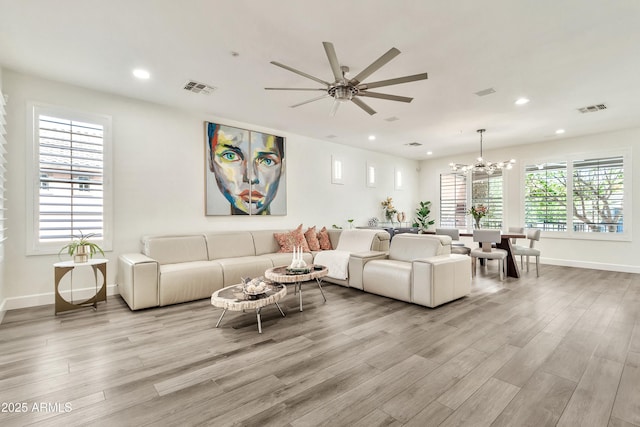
[389,235,451,262]
[363,259,412,302]
[216,256,274,287]
[274,224,310,253]
[206,231,256,260]
[318,227,333,250]
[304,226,321,251]
[251,230,288,255]
[159,261,224,306]
[142,235,208,265]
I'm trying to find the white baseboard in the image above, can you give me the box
[1,284,120,312]
[540,257,640,274]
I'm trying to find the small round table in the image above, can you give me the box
[211,283,286,334]
[265,265,328,312]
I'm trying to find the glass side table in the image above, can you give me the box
[54,258,108,315]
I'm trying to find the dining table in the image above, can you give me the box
[427,230,526,278]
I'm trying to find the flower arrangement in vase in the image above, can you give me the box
[468,204,488,229]
[381,197,397,223]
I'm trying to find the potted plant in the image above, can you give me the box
[412,201,435,233]
[58,232,105,263]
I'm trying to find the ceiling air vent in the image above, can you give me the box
[405,142,422,147]
[326,134,337,139]
[474,88,496,97]
[385,116,400,122]
[183,80,216,95]
[577,103,607,113]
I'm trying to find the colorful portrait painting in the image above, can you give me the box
[205,122,286,215]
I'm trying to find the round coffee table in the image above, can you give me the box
[211,283,286,334]
[265,265,328,312]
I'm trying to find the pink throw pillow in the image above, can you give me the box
[318,226,332,250]
[304,226,321,251]
[274,224,310,253]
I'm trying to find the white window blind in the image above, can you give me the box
[471,171,503,229]
[524,162,568,231]
[0,91,7,257]
[28,104,112,253]
[440,173,467,228]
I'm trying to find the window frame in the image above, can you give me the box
[520,149,631,242]
[26,102,113,255]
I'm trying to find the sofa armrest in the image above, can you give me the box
[411,254,471,308]
[117,253,160,310]
[348,250,389,290]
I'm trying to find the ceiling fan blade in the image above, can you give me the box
[358,91,413,103]
[265,87,327,91]
[330,99,340,117]
[323,42,343,82]
[358,73,428,90]
[270,61,330,86]
[351,97,377,115]
[290,94,329,108]
[349,47,401,85]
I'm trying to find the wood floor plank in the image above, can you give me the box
[557,356,624,427]
[611,351,640,426]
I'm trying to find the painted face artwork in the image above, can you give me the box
[208,124,284,215]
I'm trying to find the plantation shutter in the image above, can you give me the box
[471,171,503,229]
[440,173,467,228]
[37,114,104,241]
[524,163,568,231]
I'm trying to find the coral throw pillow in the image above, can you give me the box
[274,224,310,253]
[304,226,321,251]
[318,226,333,250]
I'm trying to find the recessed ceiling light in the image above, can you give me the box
[515,97,530,105]
[555,129,565,134]
[368,135,376,141]
[426,151,433,156]
[133,69,150,79]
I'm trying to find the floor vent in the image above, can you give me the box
[183,80,216,95]
[577,103,607,113]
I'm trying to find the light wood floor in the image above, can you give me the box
[1,264,639,426]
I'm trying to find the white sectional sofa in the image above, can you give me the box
[362,234,471,308]
[117,229,390,310]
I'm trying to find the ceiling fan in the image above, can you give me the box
[265,42,428,116]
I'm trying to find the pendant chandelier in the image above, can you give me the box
[449,129,515,175]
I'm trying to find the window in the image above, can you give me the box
[27,104,112,254]
[440,173,467,228]
[0,91,7,259]
[523,154,627,237]
[471,171,503,229]
[524,162,568,231]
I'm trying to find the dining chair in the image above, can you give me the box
[512,229,541,276]
[508,226,525,245]
[470,230,508,280]
[435,228,471,255]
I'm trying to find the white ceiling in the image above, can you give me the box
[1,0,640,160]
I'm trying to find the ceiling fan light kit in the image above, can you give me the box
[265,41,428,116]
[449,129,516,175]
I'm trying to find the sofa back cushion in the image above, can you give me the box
[389,235,451,262]
[142,235,208,265]
[251,230,288,255]
[205,231,256,260]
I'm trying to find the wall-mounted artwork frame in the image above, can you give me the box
[205,122,286,215]
[366,161,377,187]
[331,155,344,185]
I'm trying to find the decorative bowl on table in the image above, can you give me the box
[241,277,269,299]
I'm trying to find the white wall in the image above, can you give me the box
[2,70,419,309]
[0,66,5,321]
[419,128,640,272]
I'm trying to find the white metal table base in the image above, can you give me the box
[294,278,327,312]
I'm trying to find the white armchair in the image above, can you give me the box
[362,235,471,308]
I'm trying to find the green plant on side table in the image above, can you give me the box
[412,201,435,233]
[58,232,105,263]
